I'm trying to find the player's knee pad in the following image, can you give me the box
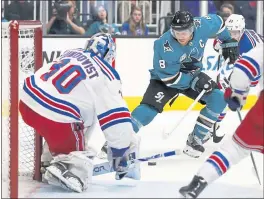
[131,104,159,129]
[194,114,216,139]
[206,89,227,113]
[195,90,227,138]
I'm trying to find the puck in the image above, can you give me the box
[148,161,157,166]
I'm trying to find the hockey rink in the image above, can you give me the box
[20,111,263,198]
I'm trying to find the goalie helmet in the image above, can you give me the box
[84,33,116,65]
[225,14,245,41]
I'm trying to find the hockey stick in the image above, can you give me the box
[163,57,230,140]
[92,149,182,176]
[211,52,229,143]
[236,110,261,185]
[163,89,206,139]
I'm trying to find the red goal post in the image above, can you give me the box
[2,20,43,198]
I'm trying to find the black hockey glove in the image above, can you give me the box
[191,72,217,94]
[221,38,239,64]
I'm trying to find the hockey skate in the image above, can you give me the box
[179,175,208,198]
[183,133,205,158]
[45,162,84,193]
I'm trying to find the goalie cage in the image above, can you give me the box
[2,20,43,198]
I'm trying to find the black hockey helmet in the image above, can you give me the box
[171,11,194,31]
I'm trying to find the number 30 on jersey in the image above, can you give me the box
[40,59,86,94]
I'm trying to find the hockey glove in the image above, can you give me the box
[221,38,239,64]
[224,87,249,111]
[191,72,215,94]
[109,146,139,180]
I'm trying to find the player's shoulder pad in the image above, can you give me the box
[156,31,171,43]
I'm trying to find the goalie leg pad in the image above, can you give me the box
[45,162,84,193]
[45,151,94,192]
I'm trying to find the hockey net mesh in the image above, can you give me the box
[2,22,40,198]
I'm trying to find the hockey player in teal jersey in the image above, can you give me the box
[131,11,239,158]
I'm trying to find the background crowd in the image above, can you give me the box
[1,0,263,36]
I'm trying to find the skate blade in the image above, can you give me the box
[183,146,202,158]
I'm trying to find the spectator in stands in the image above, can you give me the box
[46,0,85,35]
[213,1,234,11]
[85,5,120,36]
[4,0,33,20]
[121,6,149,36]
[219,3,234,21]
[180,0,217,17]
[118,1,150,24]
[234,1,257,30]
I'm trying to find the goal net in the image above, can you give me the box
[2,20,43,198]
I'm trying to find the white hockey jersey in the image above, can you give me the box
[230,45,263,93]
[20,48,133,149]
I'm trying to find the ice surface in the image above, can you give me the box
[17,111,264,198]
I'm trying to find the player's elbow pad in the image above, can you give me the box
[230,68,251,91]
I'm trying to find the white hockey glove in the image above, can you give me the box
[108,136,141,180]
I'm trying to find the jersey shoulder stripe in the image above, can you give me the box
[92,55,120,81]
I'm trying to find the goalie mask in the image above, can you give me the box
[225,14,245,41]
[84,33,116,65]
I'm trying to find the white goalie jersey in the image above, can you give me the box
[20,48,133,149]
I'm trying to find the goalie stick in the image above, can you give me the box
[40,149,182,178]
[92,149,182,176]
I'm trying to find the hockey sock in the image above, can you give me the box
[131,104,158,133]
